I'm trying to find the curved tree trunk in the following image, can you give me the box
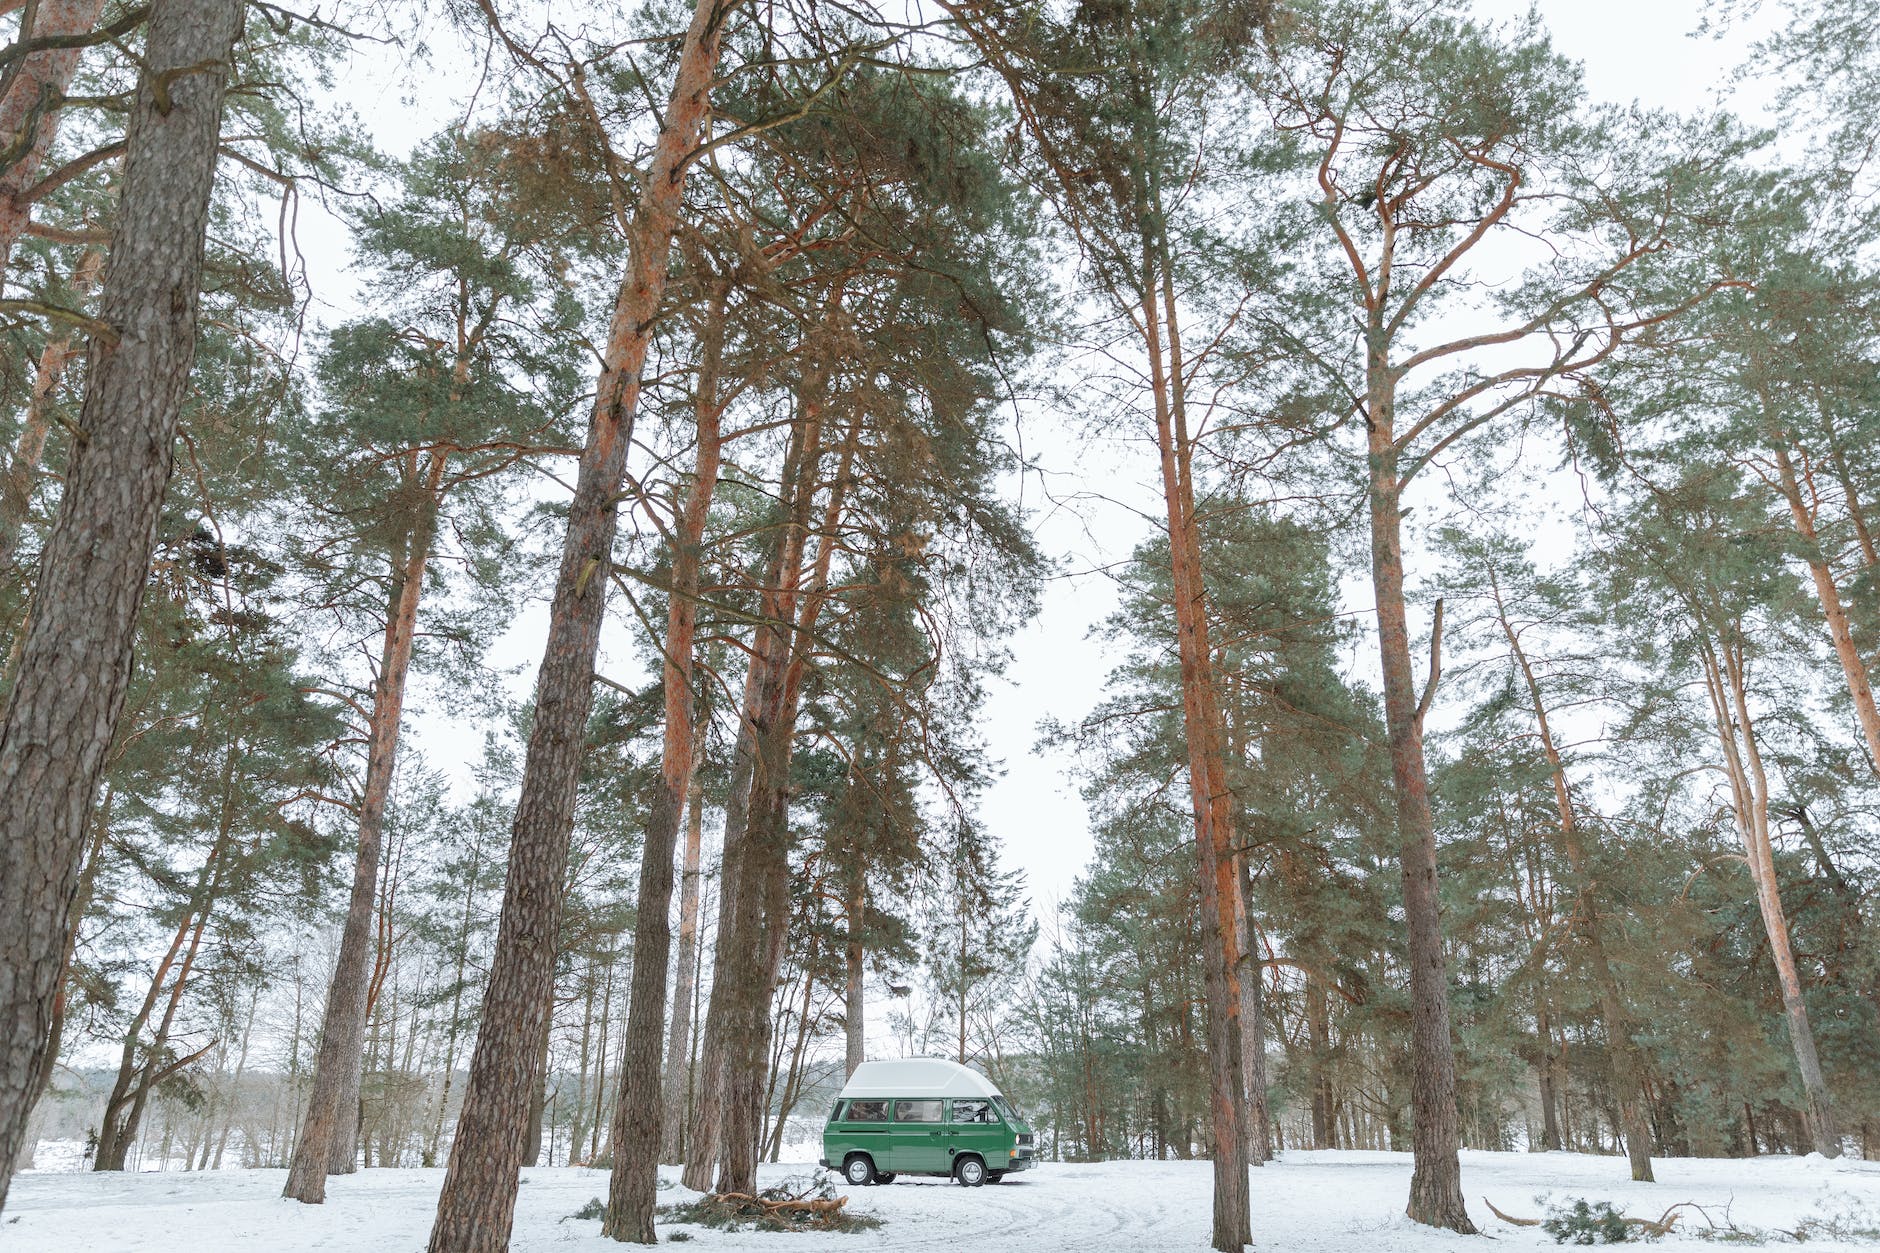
[0,0,242,1207]
[1486,564,1655,1181]
[285,484,438,1202]
[424,1,733,1245]
[603,284,727,1242]
[1697,636,1840,1158]
[1769,440,1880,773]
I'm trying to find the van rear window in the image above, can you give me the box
[845,1100,888,1122]
[893,1099,943,1123]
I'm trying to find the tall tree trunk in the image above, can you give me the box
[725,410,862,1192]
[1535,999,1562,1152]
[425,816,485,1168]
[1364,356,1473,1232]
[1236,860,1271,1165]
[1144,245,1250,1249]
[0,0,108,270]
[659,743,708,1162]
[210,986,258,1169]
[523,1005,552,1168]
[0,245,103,570]
[1306,979,1333,1150]
[843,861,865,1077]
[0,0,242,1210]
[602,283,726,1242]
[1824,418,1879,569]
[286,481,439,1202]
[28,782,110,1125]
[1697,635,1840,1158]
[1486,565,1654,1180]
[684,361,832,1195]
[424,0,732,1244]
[1769,439,1880,772]
[95,735,239,1172]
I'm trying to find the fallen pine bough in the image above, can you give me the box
[1485,1196,1734,1239]
[660,1172,884,1234]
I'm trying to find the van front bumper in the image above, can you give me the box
[1003,1153,1035,1173]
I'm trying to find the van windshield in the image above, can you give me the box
[991,1094,1025,1123]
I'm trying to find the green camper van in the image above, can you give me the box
[820,1058,1035,1187]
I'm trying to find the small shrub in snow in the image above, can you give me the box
[1542,1199,1633,1244]
[565,1197,606,1222]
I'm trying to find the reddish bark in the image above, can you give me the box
[0,245,102,568]
[603,284,728,1242]
[0,0,109,270]
[1144,265,1251,1250]
[1768,440,1880,772]
[285,471,440,1203]
[1697,634,1840,1157]
[424,0,735,1245]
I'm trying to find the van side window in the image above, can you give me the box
[893,1099,943,1123]
[846,1099,889,1122]
[949,1098,994,1123]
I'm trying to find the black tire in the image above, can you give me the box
[954,1155,987,1187]
[875,1172,897,1184]
[843,1154,876,1187]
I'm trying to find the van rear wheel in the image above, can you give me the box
[843,1154,876,1186]
[987,1171,1005,1183]
[954,1155,986,1187]
[875,1172,896,1184]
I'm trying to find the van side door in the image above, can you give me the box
[890,1098,949,1173]
[947,1097,1009,1174]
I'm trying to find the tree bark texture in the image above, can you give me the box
[424,0,733,1245]
[0,0,241,1211]
[603,285,727,1242]
[1144,259,1251,1249]
[658,750,707,1163]
[1236,860,1271,1165]
[285,483,439,1202]
[1364,356,1474,1233]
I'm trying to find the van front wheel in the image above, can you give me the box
[954,1155,986,1187]
[843,1154,876,1187]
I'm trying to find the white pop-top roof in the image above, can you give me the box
[837,1058,1000,1100]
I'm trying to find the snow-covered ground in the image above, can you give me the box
[7,1150,1880,1251]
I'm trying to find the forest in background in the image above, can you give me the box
[0,0,1878,1250]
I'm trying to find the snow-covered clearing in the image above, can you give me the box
[7,1150,1880,1251]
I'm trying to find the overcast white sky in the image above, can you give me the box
[297,0,1782,934]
